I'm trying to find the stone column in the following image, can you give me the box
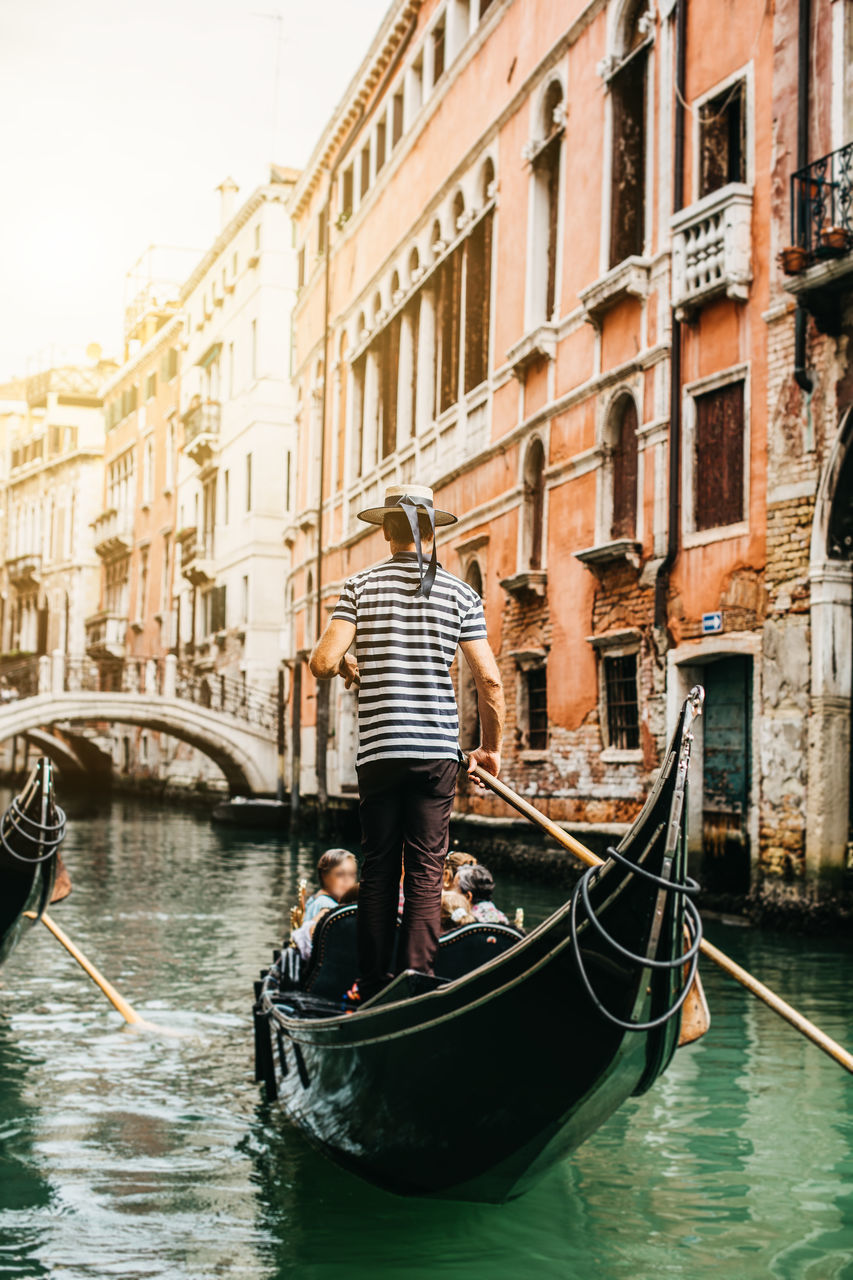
[163,653,178,700]
[145,659,158,695]
[414,289,436,435]
[805,560,853,882]
[38,655,51,695]
[50,649,65,694]
[361,350,379,474]
[396,308,414,446]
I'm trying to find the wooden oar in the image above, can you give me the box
[25,910,166,1033]
[468,763,853,1078]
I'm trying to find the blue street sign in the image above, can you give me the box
[702,611,723,635]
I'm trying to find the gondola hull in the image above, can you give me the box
[0,759,64,969]
[256,691,703,1202]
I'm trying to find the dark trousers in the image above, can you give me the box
[356,756,459,996]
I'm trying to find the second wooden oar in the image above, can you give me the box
[25,910,166,1033]
[469,763,853,1078]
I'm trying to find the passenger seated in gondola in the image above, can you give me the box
[304,849,357,922]
[443,850,477,890]
[440,890,476,931]
[454,864,509,925]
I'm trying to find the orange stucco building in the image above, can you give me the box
[285,0,851,901]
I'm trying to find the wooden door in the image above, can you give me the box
[702,656,751,893]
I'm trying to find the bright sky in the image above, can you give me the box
[0,0,390,381]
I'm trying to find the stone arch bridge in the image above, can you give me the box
[0,653,280,794]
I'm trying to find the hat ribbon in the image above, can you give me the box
[393,493,437,598]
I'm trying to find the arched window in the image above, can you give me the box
[522,438,546,569]
[608,394,639,540]
[481,156,495,203]
[409,246,420,280]
[458,560,484,750]
[453,189,465,233]
[391,269,400,299]
[465,183,494,392]
[530,81,564,324]
[609,0,649,267]
[431,218,443,255]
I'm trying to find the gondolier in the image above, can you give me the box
[309,482,505,1002]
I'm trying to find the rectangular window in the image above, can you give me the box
[409,55,424,118]
[375,119,386,175]
[161,532,171,613]
[145,371,157,400]
[297,245,305,288]
[693,379,745,530]
[232,250,238,276]
[138,547,149,622]
[609,49,647,267]
[285,451,292,510]
[699,79,746,198]
[341,166,354,217]
[525,666,548,750]
[360,144,371,199]
[379,314,401,457]
[603,653,640,750]
[228,341,235,397]
[245,452,253,512]
[432,21,446,83]
[464,211,493,392]
[251,318,258,380]
[437,247,462,413]
[210,583,227,633]
[223,469,230,523]
[392,91,404,148]
[317,206,327,255]
[241,574,249,624]
[165,420,175,490]
[254,223,261,251]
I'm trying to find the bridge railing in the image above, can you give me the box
[0,651,278,734]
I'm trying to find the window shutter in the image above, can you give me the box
[694,380,745,530]
[611,399,639,540]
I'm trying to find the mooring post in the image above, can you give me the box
[277,665,286,803]
[290,655,304,834]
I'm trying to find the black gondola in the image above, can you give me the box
[253,688,705,1203]
[0,757,66,968]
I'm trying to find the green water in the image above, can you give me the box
[1,795,852,1280]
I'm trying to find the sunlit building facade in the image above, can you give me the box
[283,0,844,900]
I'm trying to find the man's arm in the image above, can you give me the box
[309,619,359,686]
[459,637,505,783]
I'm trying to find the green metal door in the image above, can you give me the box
[702,655,752,893]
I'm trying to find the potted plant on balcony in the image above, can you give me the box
[778,244,809,274]
[818,224,851,255]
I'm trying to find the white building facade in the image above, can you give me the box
[175,170,299,689]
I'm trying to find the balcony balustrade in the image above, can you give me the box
[182,399,221,467]
[84,610,127,658]
[92,507,134,560]
[784,141,853,335]
[5,553,42,588]
[670,183,753,319]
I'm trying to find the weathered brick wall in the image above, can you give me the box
[759,300,850,890]
[457,560,664,827]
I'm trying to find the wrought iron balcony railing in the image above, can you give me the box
[790,142,853,263]
[183,400,221,446]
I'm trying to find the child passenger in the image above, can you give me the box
[303,848,358,922]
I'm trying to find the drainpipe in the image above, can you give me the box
[655,0,687,630]
[312,13,418,829]
[794,0,814,394]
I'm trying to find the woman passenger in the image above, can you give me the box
[454,864,509,925]
[443,850,477,891]
[440,890,476,931]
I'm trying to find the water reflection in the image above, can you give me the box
[0,793,851,1280]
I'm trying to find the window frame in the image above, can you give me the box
[591,631,643,762]
[691,63,754,205]
[682,363,750,548]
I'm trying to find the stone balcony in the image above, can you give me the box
[84,610,126,658]
[92,507,134,560]
[5,553,42,589]
[182,399,221,468]
[670,183,753,319]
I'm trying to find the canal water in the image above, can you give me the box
[1,793,852,1280]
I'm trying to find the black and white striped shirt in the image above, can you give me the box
[331,551,488,767]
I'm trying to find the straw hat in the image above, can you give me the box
[356,483,457,527]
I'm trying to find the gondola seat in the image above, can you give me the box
[433,922,523,981]
[302,904,523,1002]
